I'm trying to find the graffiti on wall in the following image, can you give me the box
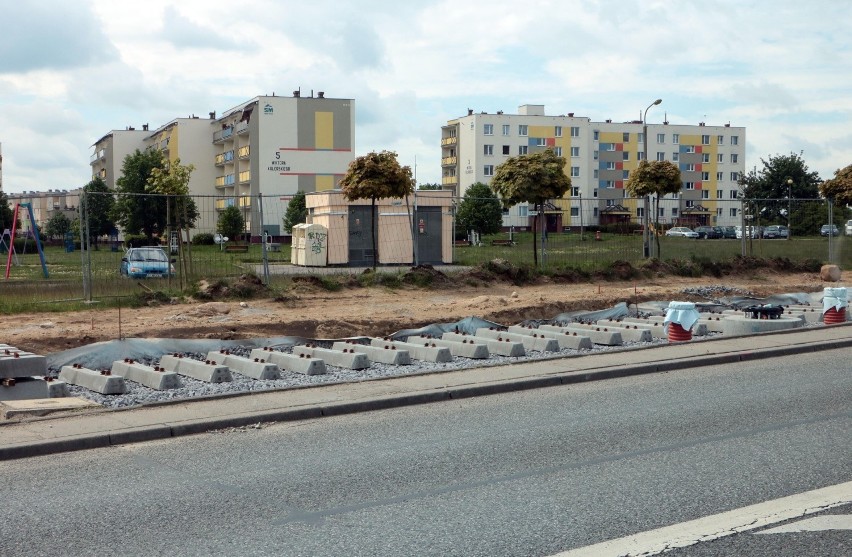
[307,231,327,254]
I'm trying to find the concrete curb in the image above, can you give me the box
[1,334,850,462]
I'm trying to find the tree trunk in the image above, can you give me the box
[532,203,538,268]
[371,197,377,270]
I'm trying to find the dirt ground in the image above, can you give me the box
[7,265,846,355]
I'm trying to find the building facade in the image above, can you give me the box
[90,127,151,189]
[441,105,746,229]
[6,189,81,234]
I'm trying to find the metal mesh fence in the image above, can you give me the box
[1,191,849,306]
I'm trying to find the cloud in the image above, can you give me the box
[0,3,117,73]
[160,6,244,50]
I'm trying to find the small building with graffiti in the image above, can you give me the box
[300,190,454,267]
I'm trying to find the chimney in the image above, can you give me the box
[209,111,216,119]
[293,89,300,97]
[467,108,473,115]
[317,91,325,98]
[724,123,730,127]
[142,123,148,131]
[568,112,574,117]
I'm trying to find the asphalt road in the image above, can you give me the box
[1,349,849,556]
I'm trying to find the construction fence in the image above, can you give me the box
[1,191,850,305]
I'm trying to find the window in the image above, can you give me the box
[730,154,738,163]
[571,146,580,157]
[686,163,696,172]
[518,125,528,136]
[702,153,710,163]
[730,190,739,199]
[593,169,599,178]
[685,200,695,208]
[730,208,738,217]
[716,189,723,199]
[593,130,599,141]
[701,135,710,145]
[718,135,724,145]
[638,133,645,144]
[731,135,739,145]
[657,133,665,143]
[483,124,493,135]
[605,144,615,151]
[605,162,616,170]
[623,170,630,179]
[484,164,494,176]
[717,208,723,217]
[685,145,696,153]
[502,124,510,136]
[571,126,580,137]
[535,138,547,146]
[484,144,493,156]
[716,172,723,181]
[685,182,695,189]
[502,145,510,155]
[622,132,630,142]
[571,186,580,196]
[593,188,598,198]
[637,152,644,161]
[637,207,644,217]
[623,151,630,161]
[518,145,528,155]
[672,208,678,216]
[701,172,710,181]
[659,207,665,217]
[604,180,615,188]
[555,126,562,137]
[673,134,680,144]
[606,199,616,207]
[730,172,740,182]
[570,207,579,217]
[518,205,529,217]
[593,207,599,217]
[717,153,724,163]
[657,152,665,161]
[593,150,599,160]
[554,147,562,156]
[672,152,679,162]
[701,190,709,199]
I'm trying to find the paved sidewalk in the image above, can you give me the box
[1,325,850,461]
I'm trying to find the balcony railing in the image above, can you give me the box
[442,176,458,185]
[89,149,105,163]
[441,137,457,146]
[238,196,252,208]
[215,174,236,187]
[237,145,250,159]
[239,170,251,183]
[236,121,249,135]
[214,150,234,166]
[441,156,457,166]
[213,126,234,143]
[215,197,236,210]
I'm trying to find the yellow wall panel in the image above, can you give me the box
[315,112,334,150]
[316,175,335,191]
[529,125,551,137]
[600,132,623,143]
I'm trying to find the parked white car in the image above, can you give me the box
[846,219,852,236]
[665,227,699,238]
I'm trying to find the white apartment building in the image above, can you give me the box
[90,127,151,190]
[441,105,746,230]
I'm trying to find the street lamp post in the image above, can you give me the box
[786,178,793,241]
[642,98,662,258]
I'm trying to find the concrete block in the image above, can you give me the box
[538,324,623,346]
[0,377,68,401]
[293,345,371,369]
[441,332,526,357]
[369,338,453,363]
[721,315,804,336]
[506,325,593,350]
[110,360,181,390]
[474,328,560,352]
[159,354,232,383]
[59,365,126,395]
[1,397,101,419]
[332,341,412,365]
[784,308,823,323]
[608,317,709,337]
[247,348,326,375]
[0,351,48,379]
[409,336,490,359]
[206,350,282,379]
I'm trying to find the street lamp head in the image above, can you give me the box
[787,178,793,185]
[653,99,662,106]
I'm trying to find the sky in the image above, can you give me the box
[1,0,850,193]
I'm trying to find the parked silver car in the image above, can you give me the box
[665,227,699,238]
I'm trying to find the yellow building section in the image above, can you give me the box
[316,175,335,191]
[599,131,624,143]
[315,112,334,150]
[166,128,178,163]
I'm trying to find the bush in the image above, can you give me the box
[192,233,215,246]
[124,234,149,248]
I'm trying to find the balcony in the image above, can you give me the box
[213,126,234,143]
[237,145,250,159]
[441,137,457,146]
[238,196,252,208]
[215,197,236,210]
[239,170,251,183]
[214,150,234,166]
[215,174,236,188]
[441,156,457,166]
[89,149,105,163]
[236,121,249,135]
[442,176,458,186]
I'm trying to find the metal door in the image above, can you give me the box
[348,205,376,266]
[415,207,443,264]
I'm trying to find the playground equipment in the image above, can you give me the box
[4,203,49,279]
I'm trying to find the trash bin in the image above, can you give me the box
[664,301,700,342]
[823,287,848,324]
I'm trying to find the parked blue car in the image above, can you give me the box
[120,247,175,278]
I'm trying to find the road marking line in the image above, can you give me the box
[755,514,852,534]
[553,480,852,557]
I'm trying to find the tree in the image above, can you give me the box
[80,177,116,249]
[283,191,307,233]
[456,182,503,240]
[111,148,167,243]
[625,160,682,258]
[45,212,71,241]
[489,149,571,267]
[0,190,14,234]
[417,183,442,190]
[217,205,245,242]
[339,151,415,268]
[738,152,823,237]
[820,163,852,207]
[148,158,199,278]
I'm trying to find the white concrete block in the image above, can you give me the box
[474,328,560,352]
[369,338,453,363]
[293,345,371,369]
[110,360,181,390]
[331,341,412,365]
[159,354,233,383]
[409,336,490,359]
[538,324,623,346]
[441,332,526,357]
[59,365,126,395]
[506,325,594,349]
[206,351,282,379]
[0,351,47,379]
[247,348,326,375]
[0,377,69,401]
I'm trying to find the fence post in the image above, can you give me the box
[258,193,269,285]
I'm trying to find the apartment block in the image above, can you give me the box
[441,105,746,229]
[210,92,355,236]
[6,189,81,233]
[90,127,151,189]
